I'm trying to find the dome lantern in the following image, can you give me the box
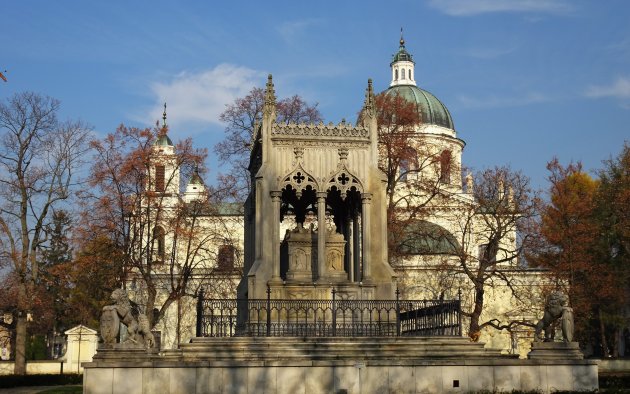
[390,29,416,87]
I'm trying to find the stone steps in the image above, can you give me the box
[177,336,505,361]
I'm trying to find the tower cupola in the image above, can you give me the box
[390,30,416,87]
[184,166,207,203]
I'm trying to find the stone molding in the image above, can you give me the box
[272,121,369,139]
[527,341,584,360]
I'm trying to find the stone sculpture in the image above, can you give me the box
[100,289,155,349]
[534,291,574,342]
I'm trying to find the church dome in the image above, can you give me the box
[383,84,455,130]
[385,33,455,131]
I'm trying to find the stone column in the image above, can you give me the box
[270,191,282,281]
[353,216,361,282]
[347,218,354,282]
[317,191,327,281]
[361,193,372,280]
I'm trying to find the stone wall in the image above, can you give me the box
[84,361,598,394]
[84,337,598,394]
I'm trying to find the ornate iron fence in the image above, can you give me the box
[196,288,461,338]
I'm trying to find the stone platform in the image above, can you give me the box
[83,337,598,394]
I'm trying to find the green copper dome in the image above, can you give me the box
[384,84,455,130]
[394,220,460,255]
[188,171,204,185]
[154,133,173,146]
[391,38,414,64]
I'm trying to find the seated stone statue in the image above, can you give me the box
[100,289,155,349]
[534,291,574,343]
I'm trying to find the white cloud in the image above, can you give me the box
[457,92,549,109]
[146,64,266,134]
[427,0,574,16]
[276,19,323,44]
[585,77,630,99]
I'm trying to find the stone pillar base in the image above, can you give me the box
[528,341,584,360]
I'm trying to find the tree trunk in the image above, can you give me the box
[613,328,620,358]
[599,307,610,357]
[13,313,26,375]
[468,284,485,342]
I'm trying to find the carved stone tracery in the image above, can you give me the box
[280,163,319,199]
[327,164,363,200]
[272,122,370,139]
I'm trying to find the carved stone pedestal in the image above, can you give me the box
[527,341,584,360]
[322,231,347,282]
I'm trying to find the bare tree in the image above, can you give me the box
[215,86,322,199]
[448,167,539,341]
[0,92,90,374]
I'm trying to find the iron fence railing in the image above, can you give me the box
[196,288,461,338]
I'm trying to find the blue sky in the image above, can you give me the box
[2,0,629,190]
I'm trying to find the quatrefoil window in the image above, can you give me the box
[337,173,350,185]
[293,172,306,184]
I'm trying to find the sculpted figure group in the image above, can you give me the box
[534,290,575,343]
[100,289,155,349]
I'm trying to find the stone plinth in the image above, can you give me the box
[84,337,599,394]
[528,341,584,360]
[323,231,347,282]
[283,225,316,282]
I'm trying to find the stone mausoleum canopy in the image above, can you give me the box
[240,75,396,302]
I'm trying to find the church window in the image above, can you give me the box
[399,147,418,181]
[409,69,412,80]
[401,68,406,80]
[395,69,398,80]
[155,165,165,192]
[154,226,165,261]
[439,150,452,183]
[217,245,236,271]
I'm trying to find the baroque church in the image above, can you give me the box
[143,36,544,356]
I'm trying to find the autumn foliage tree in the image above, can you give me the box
[0,92,90,374]
[531,149,630,356]
[370,91,462,266]
[80,123,241,347]
[215,86,322,198]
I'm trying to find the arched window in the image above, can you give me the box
[395,69,398,80]
[401,68,406,80]
[218,245,236,271]
[399,147,418,181]
[155,165,165,192]
[154,226,165,261]
[439,150,452,183]
[409,69,412,80]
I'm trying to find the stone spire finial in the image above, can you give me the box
[264,74,276,115]
[363,78,375,116]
